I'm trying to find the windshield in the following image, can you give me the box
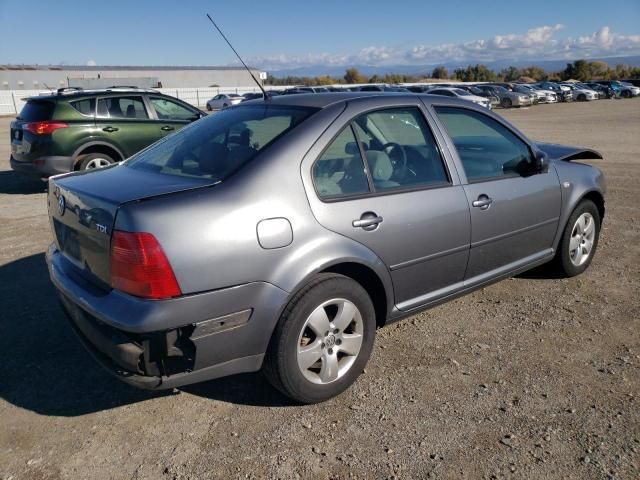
[494,86,508,92]
[452,89,471,96]
[126,104,318,181]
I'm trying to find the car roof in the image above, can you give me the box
[240,91,478,110]
[25,87,163,102]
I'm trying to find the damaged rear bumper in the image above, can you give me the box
[47,244,288,389]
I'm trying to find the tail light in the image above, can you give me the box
[110,231,181,299]
[22,121,68,135]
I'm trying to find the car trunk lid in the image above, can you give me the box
[48,164,211,290]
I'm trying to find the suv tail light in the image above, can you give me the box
[110,231,181,299]
[22,121,68,135]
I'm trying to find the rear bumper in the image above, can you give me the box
[47,244,289,389]
[10,155,74,178]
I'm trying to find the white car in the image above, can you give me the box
[206,93,243,111]
[513,84,558,104]
[560,84,599,102]
[427,87,492,109]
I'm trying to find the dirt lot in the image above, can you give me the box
[0,99,638,480]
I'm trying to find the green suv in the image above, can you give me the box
[10,87,205,178]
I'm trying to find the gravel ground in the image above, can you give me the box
[0,99,638,480]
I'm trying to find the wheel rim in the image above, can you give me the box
[84,157,111,169]
[296,298,364,385]
[569,212,596,266]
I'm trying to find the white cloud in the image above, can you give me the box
[250,25,640,70]
[86,59,97,66]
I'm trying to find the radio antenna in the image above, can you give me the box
[205,13,270,101]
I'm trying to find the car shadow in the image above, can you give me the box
[0,253,291,417]
[516,263,566,280]
[0,170,47,194]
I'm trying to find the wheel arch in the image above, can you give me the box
[73,142,124,170]
[581,190,605,221]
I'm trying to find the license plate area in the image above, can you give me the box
[53,218,82,262]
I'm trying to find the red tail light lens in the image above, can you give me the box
[22,121,68,135]
[110,231,181,299]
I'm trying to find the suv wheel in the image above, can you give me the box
[264,273,376,404]
[79,153,116,170]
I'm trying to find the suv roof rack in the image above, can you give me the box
[104,86,159,92]
[57,87,84,94]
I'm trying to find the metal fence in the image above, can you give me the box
[0,86,294,116]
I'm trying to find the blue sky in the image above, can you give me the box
[1,0,638,70]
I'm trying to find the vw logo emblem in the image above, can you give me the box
[58,194,66,216]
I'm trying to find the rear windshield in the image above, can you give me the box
[126,104,318,180]
[18,100,55,121]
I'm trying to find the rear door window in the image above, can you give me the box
[97,96,148,119]
[70,99,96,116]
[18,100,55,121]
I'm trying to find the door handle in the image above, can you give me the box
[102,126,119,133]
[352,212,383,231]
[161,126,175,131]
[472,195,493,210]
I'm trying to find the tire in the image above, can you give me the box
[79,152,116,170]
[578,94,586,102]
[222,103,228,108]
[622,90,631,99]
[551,199,601,277]
[263,273,376,404]
[501,98,512,108]
[206,104,212,111]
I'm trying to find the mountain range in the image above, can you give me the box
[268,55,640,78]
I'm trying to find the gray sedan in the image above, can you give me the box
[47,92,605,403]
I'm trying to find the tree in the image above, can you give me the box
[431,66,448,79]
[520,65,547,81]
[454,64,497,82]
[499,66,522,82]
[344,68,367,84]
[562,60,591,81]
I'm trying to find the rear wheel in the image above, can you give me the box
[501,98,512,108]
[264,273,376,404]
[551,199,601,277]
[79,152,115,170]
[622,90,632,99]
[578,94,586,102]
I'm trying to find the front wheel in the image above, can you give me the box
[263,273,376,404]
[551,199,601,277]
[206,104,212,111]
[501,98,512,108]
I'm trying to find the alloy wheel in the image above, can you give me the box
[569,212,596,266]
[84,157,111,169]
[296,298,363,385]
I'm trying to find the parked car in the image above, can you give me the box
[617,81,640,98]
[47,92,605,403]
[242,91,282,102]
[621,79,640,88]
[427,87,492,109]
[592,80,639,98]
[559,83,598,101]
[206,93,243,110]
[584,82,617,99]
[513,84,558,103]
[474,84,533,108]
[534,82,573,102]
[358,85,411,92]
[456,85,500,107]
[10,87,205,178]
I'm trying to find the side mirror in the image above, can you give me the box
[533,150,549,173]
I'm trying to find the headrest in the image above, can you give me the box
[366,150,393,181]
[198,142,229,175]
